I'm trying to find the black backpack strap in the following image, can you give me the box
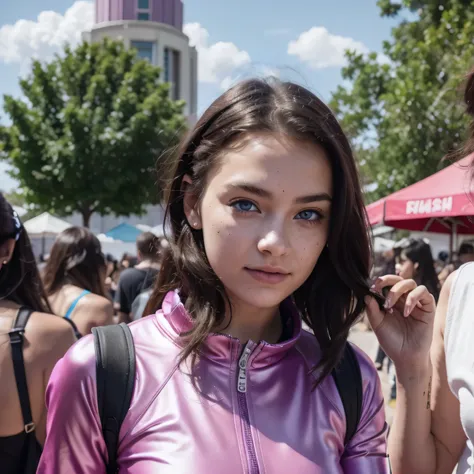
[62,316,83,339]
[92,323,136,474]
[331,342,363,446]
[8,307,36,434]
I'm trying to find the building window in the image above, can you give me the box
[164,48,170,82]
[137,0,151,20]
[131,41,154,63]
[172,50,180,101]
[163,48,180,101]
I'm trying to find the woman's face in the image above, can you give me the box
[396,253,416,280]
[185,133,332,313]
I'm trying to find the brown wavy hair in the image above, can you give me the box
[452,69,474,164]
[146,78,373,385]
[0,193,52,313]
[43,226,107,298]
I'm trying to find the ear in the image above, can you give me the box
[0,239,15,269]
[414,262,420,270]
[182,175,202,230]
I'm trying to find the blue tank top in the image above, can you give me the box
[64,290,90,320]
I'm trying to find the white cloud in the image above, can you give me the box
[0,4,251,92]
[288,27,369,69]
[183,22,251,89]
[0,1,94,67]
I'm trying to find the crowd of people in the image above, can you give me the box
[2,72,474,473]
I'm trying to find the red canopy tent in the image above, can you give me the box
[366,155,474,250]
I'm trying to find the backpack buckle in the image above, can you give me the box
[8,328,25,345]
[24,422,35,433]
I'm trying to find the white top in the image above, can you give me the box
[445,263,474,474]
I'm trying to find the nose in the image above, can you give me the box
[257,224,289,257]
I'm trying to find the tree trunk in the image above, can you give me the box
[81,209,92,228]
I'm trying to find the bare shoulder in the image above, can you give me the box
[27,312,76,361]
[83,294,113,313]
[76,294,114,331]
[28,311,76,339]
[435,269,457,337]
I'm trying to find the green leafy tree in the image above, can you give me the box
[330,0,474,202]
[0,38,186,226]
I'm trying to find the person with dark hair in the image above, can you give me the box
[43,226,114,337]
[458,242,474,264]
[115,231,161,323]
[383,238,440,404]
[0,193,75,473]
[395,238,440,302]
[104,253,119,300]
[36,78,434,473]
[365,69,474,474]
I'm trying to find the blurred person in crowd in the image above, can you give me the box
[435,250,449,273]
[395,238,440,301]
[43,227,114,337]
[0,193,75,473]
[437,243,474,287]
[366,69,474,474]
[39,79,391,473]
[458,242,474,264]
[104,253,119,300]
[115,232,161,323]
[119,252,133,269]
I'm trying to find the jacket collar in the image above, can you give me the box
[158,290,303,368]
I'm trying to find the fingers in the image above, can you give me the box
[404,285,436,317]
[372,275,403,295]
[384,279,417,310]
[364,294,385,331]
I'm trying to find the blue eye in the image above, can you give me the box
[295,210,321,221]
[231,200,258,213]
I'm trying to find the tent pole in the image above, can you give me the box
[42,234,45,257]
[449,229,453,261]
[453,221,458,258]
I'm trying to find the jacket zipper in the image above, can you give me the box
[237,342,259,474]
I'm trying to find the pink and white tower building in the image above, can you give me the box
[83,0,198,120]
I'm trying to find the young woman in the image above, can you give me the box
[366,70,474,474]
[43,226,114,336]
[38,79,431,473]
[396,238,440,302]
[0,193,76,473]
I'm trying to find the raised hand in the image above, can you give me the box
[365,275,436,371]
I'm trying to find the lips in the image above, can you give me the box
[244,266,290,284]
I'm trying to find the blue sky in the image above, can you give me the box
[0,0,402,191]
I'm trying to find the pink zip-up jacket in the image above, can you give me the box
[38,290,389,473]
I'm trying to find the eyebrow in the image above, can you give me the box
[228,182,332,204]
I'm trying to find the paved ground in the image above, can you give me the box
[348,324,394,426]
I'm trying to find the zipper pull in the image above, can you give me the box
[237,344,252,393]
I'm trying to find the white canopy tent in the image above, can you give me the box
[23,212,71,236]
[23,212,72,256]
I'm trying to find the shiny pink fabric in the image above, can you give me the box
[38,290,389,473]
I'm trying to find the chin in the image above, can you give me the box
[228,286,293,310]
